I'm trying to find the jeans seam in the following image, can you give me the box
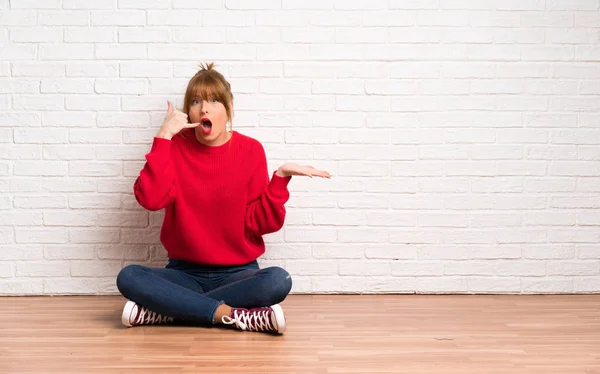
[204,271,263,298]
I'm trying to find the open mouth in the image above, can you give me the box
[201,118,212,135]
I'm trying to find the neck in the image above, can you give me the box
[194,129,232,147]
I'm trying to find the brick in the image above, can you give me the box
[38,11,87,26]
[44,278,99,294]
[69,194,121,209]
[64,0,116,9]
[13,95,63,111]
[69,161,121,177]
[43,211,98,226]
[71,261,122,277]
[468,277,521,293]
[95,44,146,60]
[522,13,573,27]
[285,228,336,243]
[0,178,41,193]
[44,245,95,260]
[119,0,170,8]
[64,27,116,43]
[41,79,94,94]
[549,228,600,243]
[579,245,600,259]
[417,277,468,293]
[524,212,576,226]
[96,244,149,260]
[334,0,386,9]
[549,162,600,176]
[121,228,160,244]
[0,212,42,226]
[12,62,64,77]
[119,28,169,43]
[14,161,67,176]
[95,79,147,94]
[548,0,599,11]
[523,246,576,260]
[42,178,96,192]
[69,129,121,143]
[522,278,574,293]
[575,13,600,27]
[16,229,68,244]
[286,260,338,276]
[547,261,599,276]
[446,196,546,210]
[575,278,600,293]
[67,62,118,77]
[338,228,389,243]
[0,280,43,295]
[283,0,334,9]
[0,11,36,26]
[495,260,545,276]
[0,145,41,160]
[39,44,94,60]
[91,11,145,26]
[339,260,390,276]
[0,245,43,260]
[14,195,66,209]
[10,27,62,42]
[69,229,120,244]
[99,113,151,128]
[392,261,444,276]
[258,79,310,95]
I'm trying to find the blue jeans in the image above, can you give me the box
[116,259,293,325]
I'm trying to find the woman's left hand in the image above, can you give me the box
[276,163,331,179]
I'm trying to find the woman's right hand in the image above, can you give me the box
[155,101,200,140]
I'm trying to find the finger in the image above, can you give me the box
[186,122,201,128]
[315,170,331,178]
[167,101,174,114]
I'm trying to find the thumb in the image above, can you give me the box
[167,100,174,114]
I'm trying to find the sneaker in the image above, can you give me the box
[221,304,286,334]
[121,300,174,327]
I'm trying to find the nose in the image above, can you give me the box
[201,102,209,115]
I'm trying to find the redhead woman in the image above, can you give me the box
[115,62,330,335]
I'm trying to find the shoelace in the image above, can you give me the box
[222,309,274,332]
[136,307,173,325]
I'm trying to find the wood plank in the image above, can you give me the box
[0,295,599,373]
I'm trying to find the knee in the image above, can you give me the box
[116,264,144,296]
[263,267,292,305]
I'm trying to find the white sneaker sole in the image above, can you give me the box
[270,304,286,334]
[121,300,137,327]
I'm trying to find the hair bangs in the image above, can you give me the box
[190,74,230,104]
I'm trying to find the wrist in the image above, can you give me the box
[156,127,173,140]
[275,168,287,178]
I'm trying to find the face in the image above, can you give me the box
[188,97,232,146]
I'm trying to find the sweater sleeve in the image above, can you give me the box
[133,137,177,211]
[245,143,291,236]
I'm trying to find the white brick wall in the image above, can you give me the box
[1,0,599,295]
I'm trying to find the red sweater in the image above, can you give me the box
[133,130,291,265]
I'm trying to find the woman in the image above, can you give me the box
[116,62,330,335]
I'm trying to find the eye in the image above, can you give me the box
[211,98,218,103]
[191,99,200,105]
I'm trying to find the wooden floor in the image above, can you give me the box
[0,295,599,373]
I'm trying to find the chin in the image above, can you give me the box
[197,128,226,140]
